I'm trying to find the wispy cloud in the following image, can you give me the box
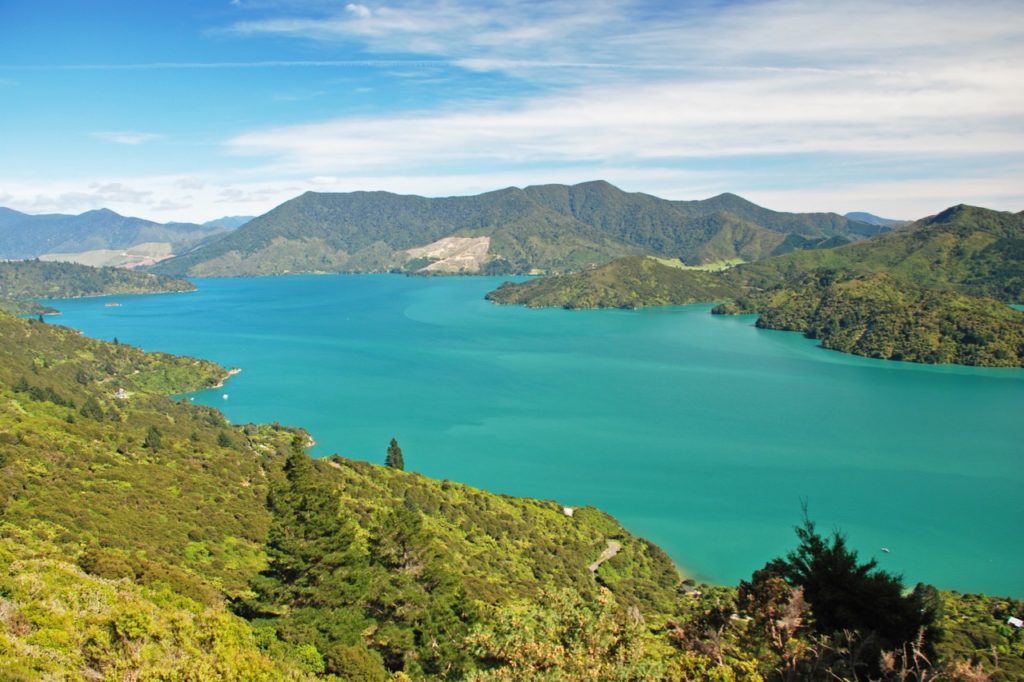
[91,131,164,145]
[226,65,1024,169]
[4,59,444,71]
[216,0,1023,216]
[224,0,1023,81]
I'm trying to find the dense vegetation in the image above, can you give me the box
[487,256,743,308]
[0,206,230,260]
[0,304,1020,678]
[0,259,196,315]
[150,181,881,277]
[714,271,1024,366]
[732,205,1024,304]
[490,205,1024,367]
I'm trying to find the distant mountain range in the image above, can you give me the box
[844,211,908,228]
[0,207,248,263]
[151,181,890,277]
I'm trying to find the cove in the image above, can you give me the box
[45,274,1024,596]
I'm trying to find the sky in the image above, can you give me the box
[1,0,1022,223]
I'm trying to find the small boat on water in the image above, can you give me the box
[104,302,122,307]
[881,547,890,553]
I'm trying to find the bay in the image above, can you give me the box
[46,275,1024,596]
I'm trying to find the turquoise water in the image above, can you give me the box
[46,275,1024,596]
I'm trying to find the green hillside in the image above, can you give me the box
[715,271,1024,367]
[487,256,743,308]
[734,204,1024,303]
[488,205,1024,367]
[0,311,1020,679]
[151,181,881,277]
[0,259,196,315]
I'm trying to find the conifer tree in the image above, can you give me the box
[384,438,404,470]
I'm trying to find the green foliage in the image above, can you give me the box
[0,259,195,315]
[720,271,1024,367]
[385,437,405,470]
[0,523,313,680]
[144,424,163,450]
[466,588,666,681]
[495,205,1024,367]
[733,204,1024,304]
[934,591,1024,681]
[487,256,743,308]
[754,515,937,678]
[0,304,1018,679]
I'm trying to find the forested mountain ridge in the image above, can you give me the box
[733,204,1024,302]
[0,206,233,260]
[0,259,196,315]
[150,181,883,277]
[488,205,1024,367]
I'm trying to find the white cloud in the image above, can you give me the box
[225,65,1024,172]
[91,131,163,145]
[225,0,1023,82]
[345,3,372,19]
[216,0,1023,216]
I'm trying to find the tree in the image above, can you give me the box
[758,512,937,677]
[385,438,404,470]
[143,425,162,450]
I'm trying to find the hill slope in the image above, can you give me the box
[0,310,1020,678]
[0,259,196,315]
[735,204,1024,302]
[151,181,882,277]
[0,311,680,678]
[715,271,1024,367]
[488,205,1024,367]
[487,256,743,308]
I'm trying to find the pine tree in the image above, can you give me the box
[384,438,404,470]
[143,425,162,450]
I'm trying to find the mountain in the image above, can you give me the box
[201,215,253,230]
[845,211,908,228]
[735,204,1024,302]
[488,204,1024,367]
[150,181,885,277]
[0,207,235,261]
[0,260,196,315]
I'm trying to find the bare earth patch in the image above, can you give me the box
[406,236,491,273]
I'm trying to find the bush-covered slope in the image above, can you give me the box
[714,271,1024,366]
[0,311,682,678]
[487,256,743,308]
[489,205,1024,367]
[0,310,1021,678]
[0,259,195,315]
[735,204,1024,303]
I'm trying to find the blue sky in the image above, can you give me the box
[1,0,1021,222]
